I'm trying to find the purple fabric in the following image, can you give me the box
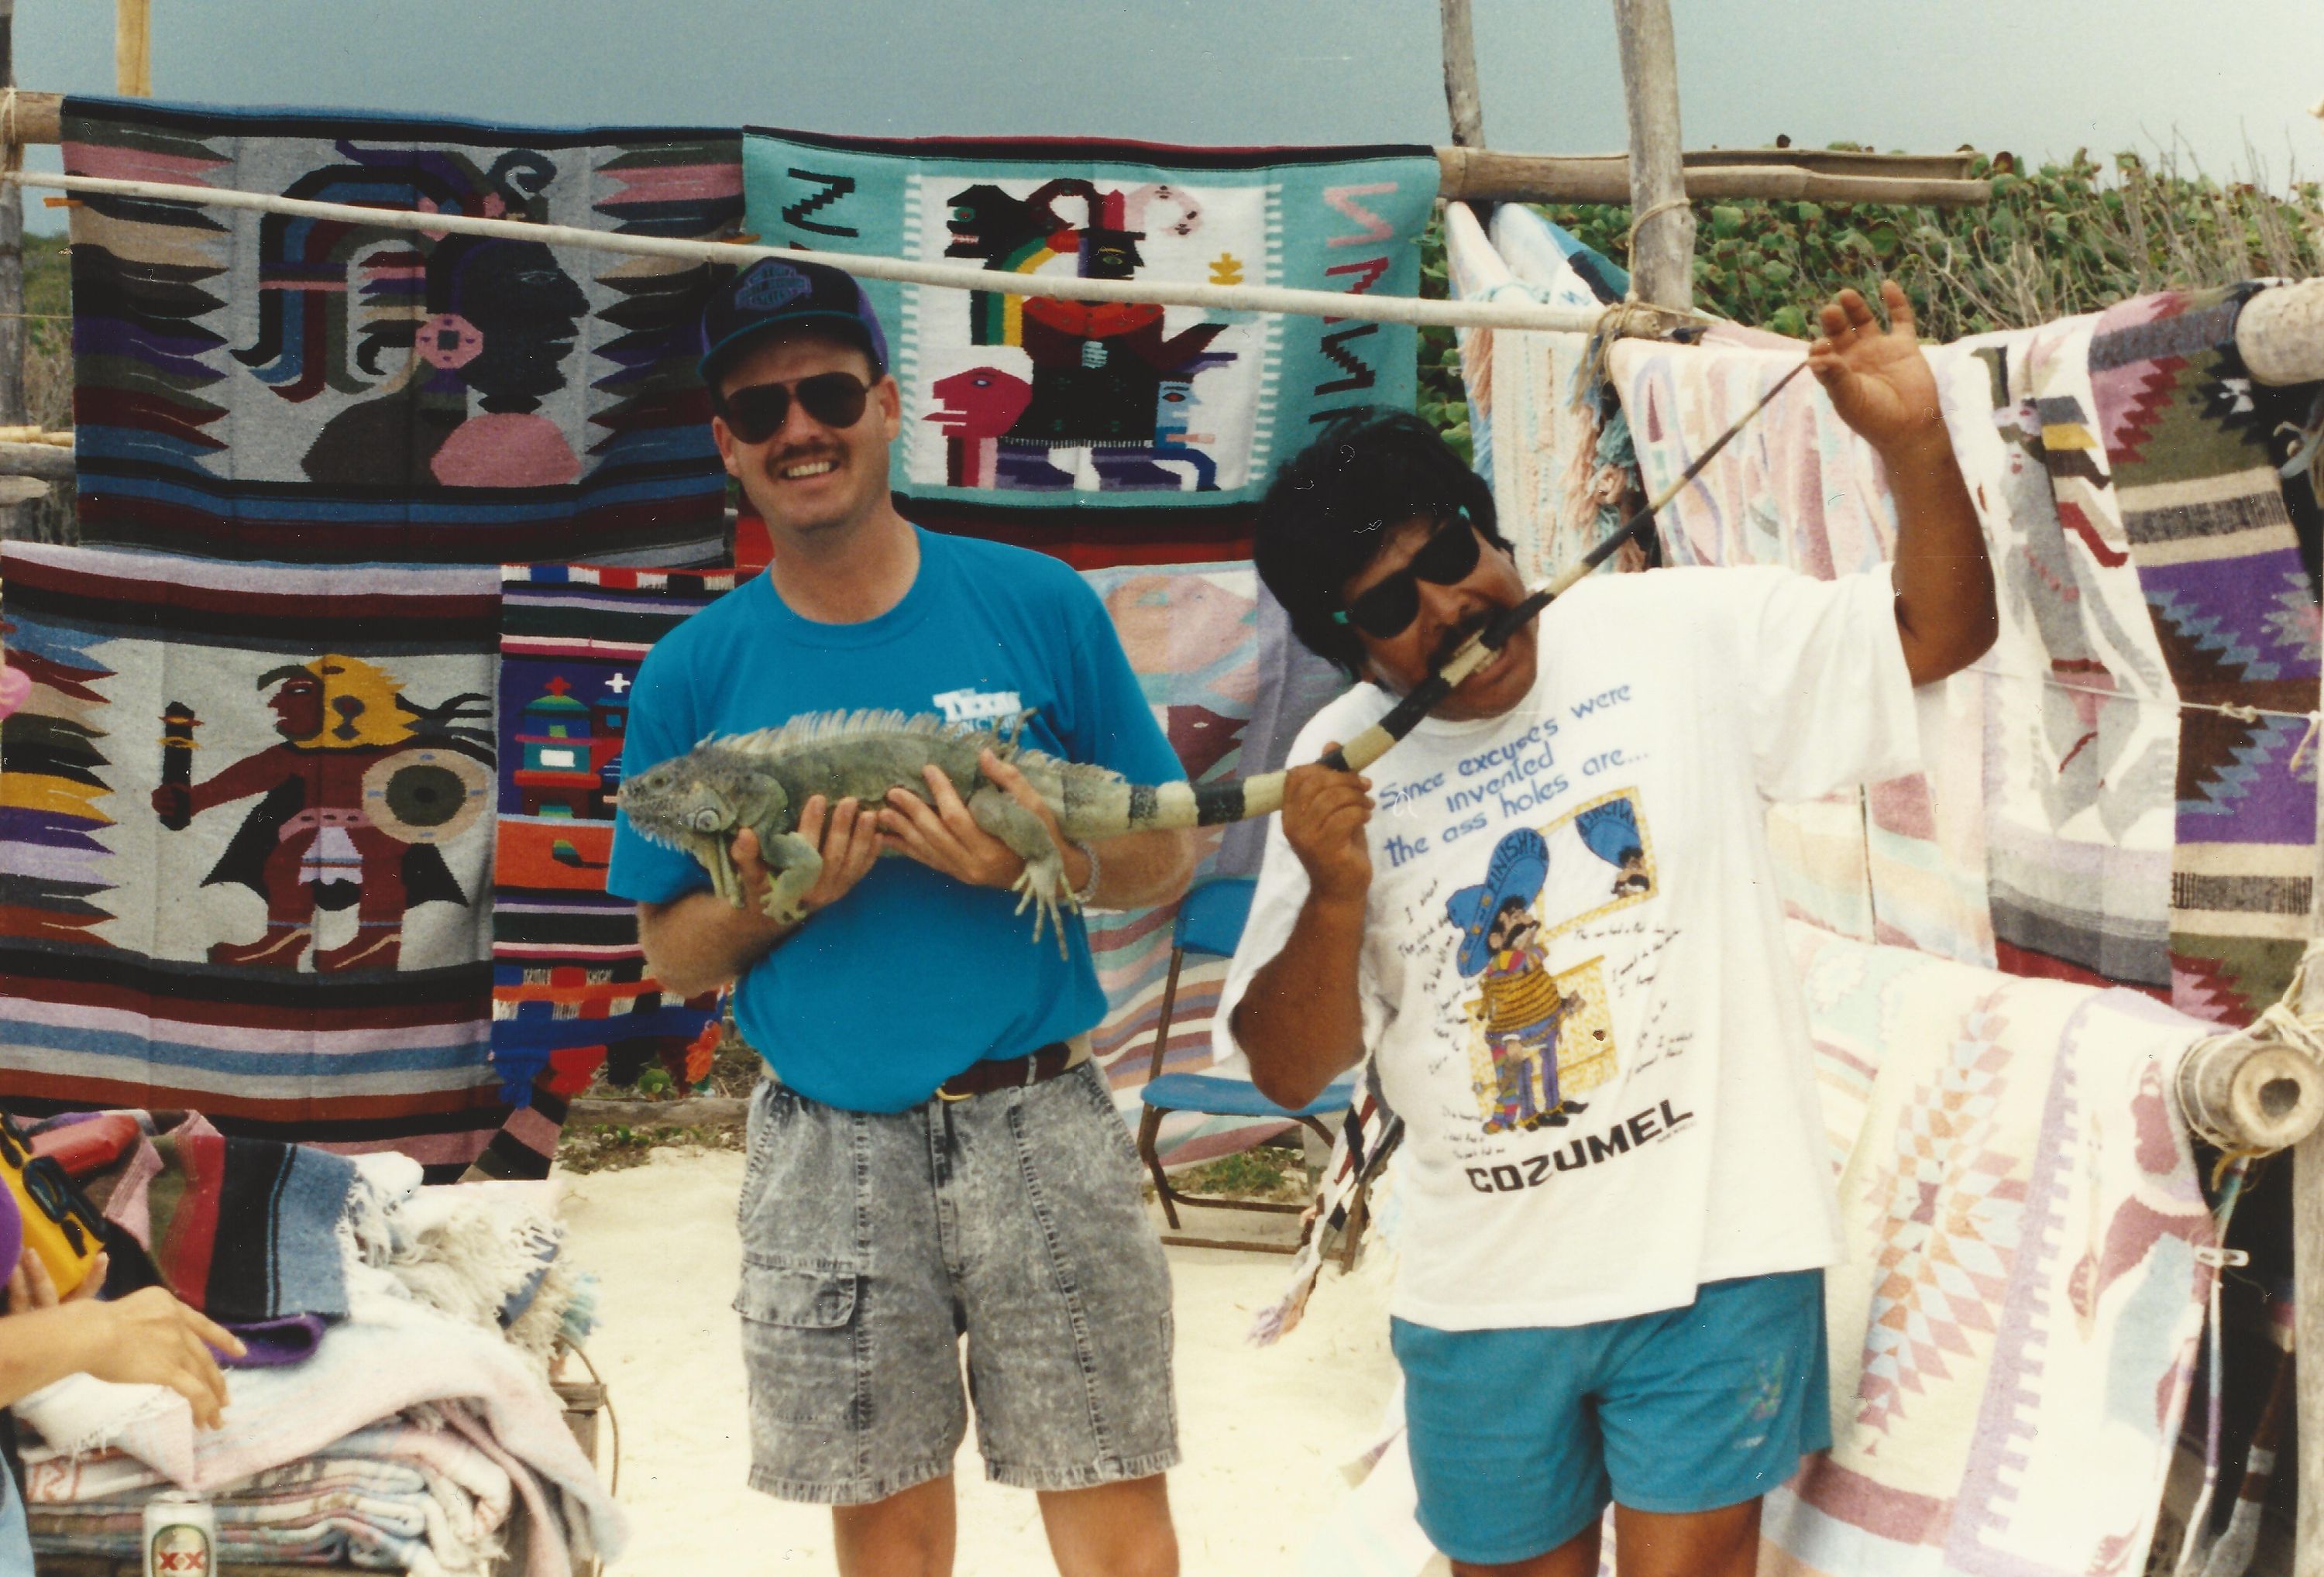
[0,1183,20,1290]
[216,1314,331,1369]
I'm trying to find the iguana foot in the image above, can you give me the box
[757,833,824,926]
[1010,850,1078,959]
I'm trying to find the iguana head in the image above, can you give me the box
[619,745,793,905]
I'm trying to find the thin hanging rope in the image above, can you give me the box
[10,167,1670,338]
[1325,359,1812,773]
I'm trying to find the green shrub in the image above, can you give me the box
[1418,145,2323,442]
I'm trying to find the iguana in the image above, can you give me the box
[619,707,1292,953]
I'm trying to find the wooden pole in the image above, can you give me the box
[1439,0,1485,149]
[114,0,150,98]
[1435,149,1988,207]
[1611,0,1696,309]
[2299,1124,2323,1569]
[2299,707,2324,1572]
[0,89,1987,204]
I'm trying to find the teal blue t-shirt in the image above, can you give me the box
[607,527,1184,1112]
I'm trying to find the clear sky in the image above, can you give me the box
[19,0,2324,232]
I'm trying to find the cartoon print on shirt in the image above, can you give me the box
[1578,795,1652,896]
[1449,830,1600,1133]
[1542,788,1656,934]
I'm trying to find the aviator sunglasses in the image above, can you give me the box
[1332,514,1483,639]
[714,371,871,444]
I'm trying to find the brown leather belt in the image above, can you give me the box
[934,1039,1084,1101]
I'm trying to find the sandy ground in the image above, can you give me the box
[560,1146,1398,1576]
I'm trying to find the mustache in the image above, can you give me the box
[1430,610,1496,671]
[771,445,844,469]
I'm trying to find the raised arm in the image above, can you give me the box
[1809,280,1998,685]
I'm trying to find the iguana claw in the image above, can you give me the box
[1011,853,1078,959]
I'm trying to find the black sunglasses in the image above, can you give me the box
[1333,516,1483,639]
[715,371,871,444]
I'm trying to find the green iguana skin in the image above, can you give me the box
[620,708,1289,952]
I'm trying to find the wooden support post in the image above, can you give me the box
[114,0,150,98]
[1439,0,1485,149]
[2300,1122,2323,1572]
[1611,0,1695,310]
[2298,658,2324,1575]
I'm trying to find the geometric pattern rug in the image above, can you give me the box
[742,129,1440,568]
[1765,922,2217,1577]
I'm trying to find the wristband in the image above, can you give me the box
[1067,837,1102,907]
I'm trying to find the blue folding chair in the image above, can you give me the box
[1135,877,1364,1259]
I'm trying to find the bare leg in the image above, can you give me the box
[1448,1516,1602,1577]
[831,1474,956,1577]
[1611,1498,1760,1577]
[1037,1474,1177,1577]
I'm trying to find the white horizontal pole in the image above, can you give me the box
[12,169,1632,336]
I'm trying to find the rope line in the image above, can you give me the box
[15,168,1645,338]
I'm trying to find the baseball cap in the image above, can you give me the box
[699,257,891,390]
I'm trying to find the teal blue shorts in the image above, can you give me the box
[1391,1270,1832,1566]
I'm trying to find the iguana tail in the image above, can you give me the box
[1057,770,1291,838]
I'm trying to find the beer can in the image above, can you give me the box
[142,1491,215,1577]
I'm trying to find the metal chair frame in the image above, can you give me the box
[1134,916,1367,1269]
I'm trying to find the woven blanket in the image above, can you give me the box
[1077,559,1344,1163]
[472,565,734,1180]
[1765,922,2214,1577]
[2080,287,2322,1025]
[1932,320,2179,994]
[145,1124,358,1322]
[742,129,1439,567]
[1441,203,1640,586]
[13,1300,621,1565]
[24,1421,516,1577]
[29,1478,456,1577]
[1607,336,1996,967]
[63,96,739,565]
[0,543,507,1180]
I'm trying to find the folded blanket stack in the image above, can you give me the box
[18,1113,621,1576]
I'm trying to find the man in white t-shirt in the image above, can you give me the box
[1222,283,1995,1577]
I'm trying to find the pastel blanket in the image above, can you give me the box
[1077,559,1344,1163]
[1440,202,1640,586]
[1607,332,1996,967]
[1764,922,2216,1577]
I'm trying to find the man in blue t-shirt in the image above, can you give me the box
[608,257,1195,1577]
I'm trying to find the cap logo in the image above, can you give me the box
[735,264,813,313]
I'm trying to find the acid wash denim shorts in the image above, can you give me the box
[732,1058,1180,1505]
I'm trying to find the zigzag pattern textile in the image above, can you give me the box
[2083,286,2323,1025]
[1076,559,1344,1164]
[62,96,741,565]
[1762,922,2216,1577]
[470,564,734,1181]
[741,129,1440,568]
[0,543,507,1180]
[1933,317,2181,995]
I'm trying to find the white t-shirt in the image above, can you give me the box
[1218,565,1920,1331]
